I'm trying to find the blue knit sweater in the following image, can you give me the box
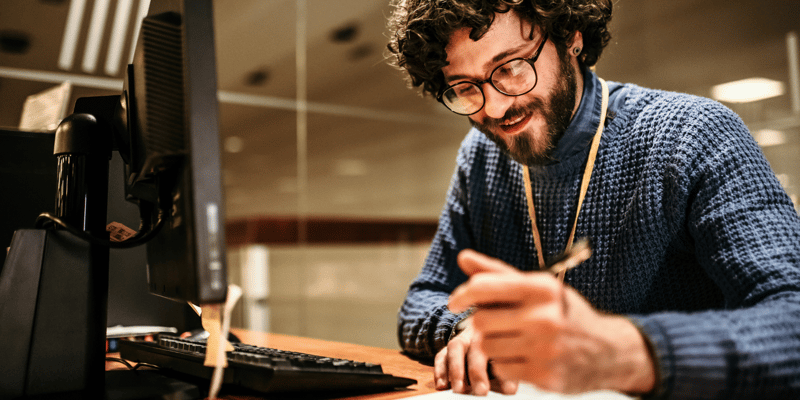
[397,71,800,399]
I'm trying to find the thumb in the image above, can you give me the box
[457,249,517,277]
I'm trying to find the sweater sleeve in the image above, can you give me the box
[397,131,479,359]
[628,97,800,399]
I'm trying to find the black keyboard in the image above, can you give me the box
[117,336,416,395]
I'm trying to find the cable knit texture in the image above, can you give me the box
[397,81,800,399]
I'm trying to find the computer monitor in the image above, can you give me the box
[0,0,227,397]
[119,0,228,305]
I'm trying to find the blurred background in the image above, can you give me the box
[1,0,798,349]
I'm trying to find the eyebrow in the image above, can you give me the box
[445,40,537,84]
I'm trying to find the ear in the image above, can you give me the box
[570,31,584,55]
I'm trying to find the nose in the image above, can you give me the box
[481,84,515,119]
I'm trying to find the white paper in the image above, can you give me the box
[408,384,636,399]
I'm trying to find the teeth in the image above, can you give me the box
[503,114,526,126]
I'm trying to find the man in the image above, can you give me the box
[386,0,800,399]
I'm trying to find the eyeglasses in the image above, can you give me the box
[437,33,549,116]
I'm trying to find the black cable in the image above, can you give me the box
[34,206,166,249]
[105,357,160,371]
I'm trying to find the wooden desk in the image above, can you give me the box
[108,328,436,399]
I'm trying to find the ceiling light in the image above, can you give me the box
[128,0,151,65]
[105,0,134,76]
[752,129,787,147]
[82,0,112,73]
[711,77,785,103]
[58,0,86,70]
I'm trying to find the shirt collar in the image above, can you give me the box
[549,65,602,164]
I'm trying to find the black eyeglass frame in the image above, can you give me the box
[437,33,549,116]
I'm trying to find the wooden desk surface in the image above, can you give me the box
[108,328,436,400]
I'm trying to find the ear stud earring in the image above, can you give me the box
[573,47,582,55]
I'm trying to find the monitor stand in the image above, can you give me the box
[0,228,108,398]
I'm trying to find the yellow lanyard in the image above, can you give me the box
[522,78,608,281]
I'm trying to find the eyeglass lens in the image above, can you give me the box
[441,59,537,115]
[492,61,538,94]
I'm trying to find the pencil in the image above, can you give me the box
[545,237,592,276]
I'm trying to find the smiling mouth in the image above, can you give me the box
[499,112,533,135]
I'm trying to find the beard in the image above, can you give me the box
[470,48,578,166]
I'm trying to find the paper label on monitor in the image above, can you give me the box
[107,222,137,243]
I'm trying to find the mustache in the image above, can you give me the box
[479,97,546,129]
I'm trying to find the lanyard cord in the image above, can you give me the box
[522,78,609,281]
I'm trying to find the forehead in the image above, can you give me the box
[443,11,534,78]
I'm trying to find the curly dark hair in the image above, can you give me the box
[386,0,612,98]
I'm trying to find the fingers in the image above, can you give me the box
[490,377,520,395]
[491,360,566,394]
[472,303,564,337]
[434,325,494,396]
[480,330,562,368]
[434,337,470,393]
[446,337,469,393]
[433,347,450,390]
[457,249,517,276]
[435,331,521,396]
[449,271,560,314]
[466,340,491,395]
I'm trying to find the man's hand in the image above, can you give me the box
[433,249,520,396]
[448,249,656,395]
[434,320,518,396]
